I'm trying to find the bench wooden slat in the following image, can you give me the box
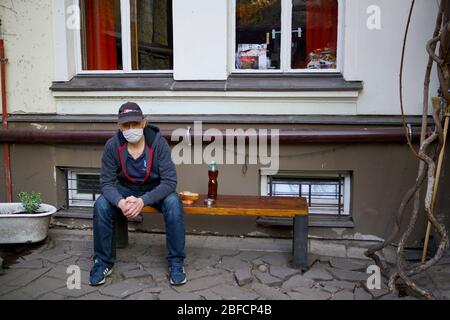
[141,194,308,217]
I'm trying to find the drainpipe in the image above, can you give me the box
[0,21,13,202]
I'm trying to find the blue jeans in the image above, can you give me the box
[93,184,186,268]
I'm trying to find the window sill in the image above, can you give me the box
[50,73,363,93]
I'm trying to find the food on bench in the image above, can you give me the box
[179,191,199,202]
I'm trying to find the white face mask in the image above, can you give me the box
[123,128,144,144]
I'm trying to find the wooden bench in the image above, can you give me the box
[114,194,309,270]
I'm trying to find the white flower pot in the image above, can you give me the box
[0,203,57,244]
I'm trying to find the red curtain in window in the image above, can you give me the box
[306,0,338,60]
[84,0,118,70]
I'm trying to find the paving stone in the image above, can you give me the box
[286,291,316,300]
[281,275,316,292]
[100,279,147,298]
[19,276,67,299]
[363,283,391,299]
[45,265,90,286]
[320,280,358,291]
[149,270,170,283]
[346,247,371,260]
[291,286,331,300]
[188,267,223,281]
[122,268,151,279]
[210,284,259,300]
[235,251,266,262]
[192,257,221,270]
[66,250,92,259]
[54,284,98,298]
[378,292,402,300]
[234,267,253,286]
[196,289,224,300]
[318,283,341,294]
[158,289,202,300]
[37,292,66,300]
[253,270,283,287]
[251,283,291,300]
[327,268,368,282]
[0,268,30,287]
[60,256,80,267]
[9,259,45,269]
[142,287,164,294]
[307,254,320,268]
[113,262,141,273]
[77,292,121,300]
[354,287,373,300]
[126,292,157,300]
[5,267,51,287]
[252,259,265,267]
[44,264,73,280]
[310,241,347,258]
[136,254,165,265]
[260,252,291,266]
[41,253,72,264]
[269,265,299,281]
[258,264,269,273]
[303,268,333,281]
[428,270,450,290]
[329,257,368,271]
[439,290,450,300]
[436,256,450,266]
[75,258,92,271]
[0,288,34,300]
[331,290,354,300]
[217,256,250,272]
[0,285,21,297]
[174,274,227,293]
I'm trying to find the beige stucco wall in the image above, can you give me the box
[0,0,441,116]
[0,0,56,114]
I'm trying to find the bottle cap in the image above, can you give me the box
[209,160,217,171]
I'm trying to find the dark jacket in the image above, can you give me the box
[100,124,177,206]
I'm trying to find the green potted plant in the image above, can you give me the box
[0,191,57,244]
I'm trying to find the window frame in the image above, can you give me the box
[67,169,101,208]
[231,0,344,74]
[73,0,174,74]
[260,169,352,216]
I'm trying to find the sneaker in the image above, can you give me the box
[168,263,187,286]
[89,262,113,286]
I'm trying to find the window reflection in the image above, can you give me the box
[130,0,173,70]
[235,0,281,70]
[291,0,338,70]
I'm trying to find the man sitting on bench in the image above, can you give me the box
[89,102,187,287]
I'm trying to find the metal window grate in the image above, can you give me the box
[267,175,347,216]
[64,169,101,208]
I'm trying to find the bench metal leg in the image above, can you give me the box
[292,214,308,270]
[114,212,129,250]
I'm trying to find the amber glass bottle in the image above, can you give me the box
[207,161,218,200]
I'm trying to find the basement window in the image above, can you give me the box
[66,169,101,208]
[259,170,352,227]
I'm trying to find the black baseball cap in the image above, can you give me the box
[118,102,144,124]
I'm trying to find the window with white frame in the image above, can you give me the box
[67,170,101,207]
[233,0,340,72]
[77,0,173,72]
[260,170,351,216]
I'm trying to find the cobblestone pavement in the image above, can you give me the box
[0,228,449,300]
